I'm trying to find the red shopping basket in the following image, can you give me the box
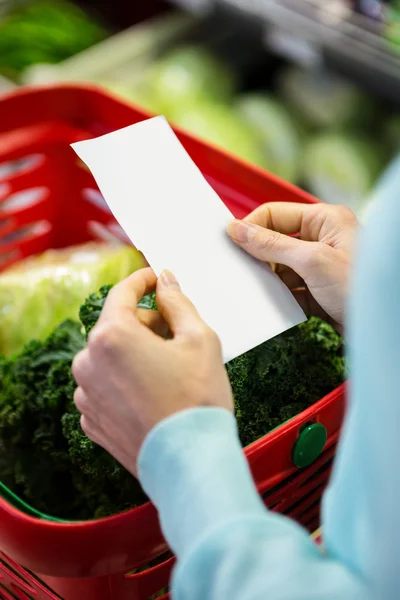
[0,85,346,600]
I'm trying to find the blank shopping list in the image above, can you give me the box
[71,116,305,363]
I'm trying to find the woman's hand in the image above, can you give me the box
[72,268,233,477]
[227,202,358,333]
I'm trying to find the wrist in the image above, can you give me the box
[138,407,265,556]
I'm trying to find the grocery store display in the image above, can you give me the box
[236,93,303,183]
[172,102,268,167]
[277,65,377,130]
[0,0,108,81]
[144,45,237,116]
[0,0,395,212]
[0,284,345,520]
[302,133,384,212]
[110,43,395,212]
[100,81,160,113]
[0,243,145,356]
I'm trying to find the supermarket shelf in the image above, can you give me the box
[172,0,400,103]
[169,0,214,13]
[218,0,400,102]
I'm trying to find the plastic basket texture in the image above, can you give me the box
[0,84,346,600]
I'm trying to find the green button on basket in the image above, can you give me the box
[292,423,327,468]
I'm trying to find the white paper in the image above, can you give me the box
[72,116,305,362]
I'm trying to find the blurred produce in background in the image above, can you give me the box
[102,42,397,216]
[0,0,399,216]
[0,0,108,80]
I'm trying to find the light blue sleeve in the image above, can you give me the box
[139,408,368,600]
[322,156,400,599]
[138,156,400,600]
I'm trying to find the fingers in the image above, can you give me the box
[100,267,157,323]
[243,202,357,248]
[275,264,305,290]
[156,270,211,340]
[137,308,169,338]
[72,349,90,387]
[243,202,312,235]
[227,218,318,279]
[74,385,89,414]
[80,414,103,446]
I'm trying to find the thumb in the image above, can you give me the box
[227,219,316,278]
[156,270,205,338]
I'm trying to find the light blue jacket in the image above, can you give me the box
[139,159,400,600]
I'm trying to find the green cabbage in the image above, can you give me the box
[0,243,145,356]
[146,46,237,118]
[172,103,267,168]
[278,66,376,130]
[236,93,303,182]
[99,81,160,114]
[302,133,383,212]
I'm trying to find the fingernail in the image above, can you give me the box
[160,270,181,290]
[227,220,257,244]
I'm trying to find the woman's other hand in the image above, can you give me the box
[72,268,233,477]
[227,202,358,333]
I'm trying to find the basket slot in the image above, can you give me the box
[0,155,44,184]
[9,583,34,600]
[87,221,125,245]
[82,188,111,214]
[107,223,132,245]
[0,221,52,251]
[284,484,326,522]
[275,460,333,516]
[0,189,53,243]
[0,555,60,600]
[0,584,18,600]
[0,219,15,238]
[147,588,170,600]
[0,221,52,270]
[0,188,49,216]
[262,443,336,508]
[125,555,175,600]
[0,250,21,271]
[303,512,321,534]
[0,184,9,201]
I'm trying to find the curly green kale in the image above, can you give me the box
[0,320,85,516]
[79,285,112,337]
[228,317,345,447]
[0,284,345,520]
[0,287,149,519]
[138,291,158,310]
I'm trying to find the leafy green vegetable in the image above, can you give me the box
[79,285,113,338]
[0,243,145,357]
[0,311,147,520]
[278,66,377,130]
[172,103,268,168]
[302,133,384,212]
[138,291,158,311]
[146,46,236,118]
[228,318,345,447]
[0,320,86,517]
[0,0,107,80]
[0,286,345,520]
[235,93,303,183]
